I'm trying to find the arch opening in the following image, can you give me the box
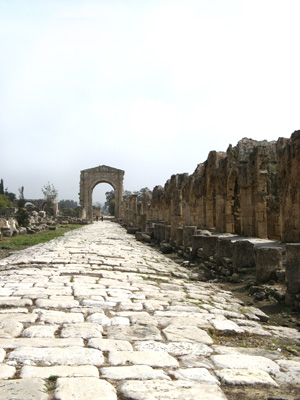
[79,165,124,220]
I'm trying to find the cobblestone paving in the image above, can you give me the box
[0,221,299,399]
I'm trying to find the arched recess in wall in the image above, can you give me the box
[79,165,124,220]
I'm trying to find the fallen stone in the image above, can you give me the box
[54,377,117,400]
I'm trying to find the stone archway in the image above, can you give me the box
[79,165,125,220]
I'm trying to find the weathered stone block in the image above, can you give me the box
[176,227,183,247]
[285,243,300,307]
[232,240,255,271]
[255,247,282,284]
[1,228,12,237]
[127,227,139,234]
[154,224,163,242]
[135,232,151,243]
[215,238,234,262]
[192,235,218,259]
[183,226,197,249]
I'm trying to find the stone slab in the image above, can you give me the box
[100,365,170,380]
[134,340,213,356]
[119,380,227,400]
[0,364,15,379]
[215,368,279,387]
[107,325,162,341]
[211,354,280,375]
[60,323,103,338]
[8,346,104,366]
[170,368,219,384]
[108,350,179,368]
[0,378,48,400]
[210,319,245,335]
[22,325,59,338]
[0,313,38,323]
[86,311,111,325]
[179,354,214,369]
[36,297,79,308]
[162,325,213,344]
[39,311,84,324]
[20,365,99,378]
[0,338,83,348]
[0,320,23,338]
[88,338,133,352]
[54,377,117,400]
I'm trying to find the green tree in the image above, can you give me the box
[0,195,13,208]
[42,182,58,201]
[102,190,115,215]
[16,194,30,227]
[0,179,4,195]
[133,187,152,201]
[58,199,78,210]
[109,199,115,216]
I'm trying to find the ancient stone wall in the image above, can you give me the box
[120,131,300,244]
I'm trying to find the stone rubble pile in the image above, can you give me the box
[0,221,299,399]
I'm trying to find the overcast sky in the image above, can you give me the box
[1,0,299,205]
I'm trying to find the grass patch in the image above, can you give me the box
[0,225,82,253]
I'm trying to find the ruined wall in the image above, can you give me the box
[120,131,300,243]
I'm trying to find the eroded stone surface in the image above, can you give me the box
[0,221,297,399]
[108,350,179,368]
[100,365,170,380]
[215,368,279,387]
[119,380,227,400]
[54,377,117,400]
[20,365,99,378]
[0,378,48,400]
[8,346,104,366]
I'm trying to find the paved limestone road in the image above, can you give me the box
[0,221,299,400]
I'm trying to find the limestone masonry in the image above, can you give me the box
[119,130,300,311]
[120,131,300,243]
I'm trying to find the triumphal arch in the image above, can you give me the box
[79,165,124,220]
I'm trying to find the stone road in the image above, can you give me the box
[0,221,299,399]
